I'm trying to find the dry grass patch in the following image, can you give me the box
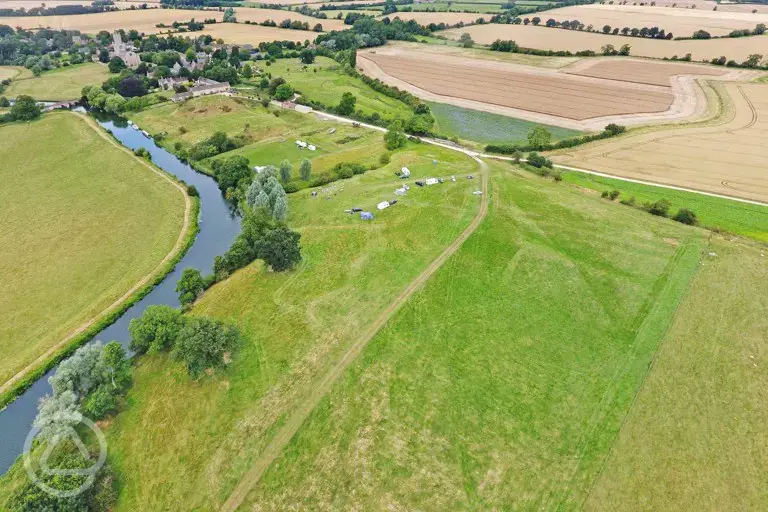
[563,58,726,87]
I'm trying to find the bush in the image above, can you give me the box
[673,208,698,225]
[379,152,391,165]
[187,184,199,197]
[647,199,671,217]
[283,182,300,193]
[609,189,620,200]
[527,152,552,169]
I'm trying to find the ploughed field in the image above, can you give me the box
[443,24,768,62]
[553,83,768,204]
[544,4,768,37]
[360,50,673,121]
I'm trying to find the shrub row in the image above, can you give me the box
[486,124,626,154]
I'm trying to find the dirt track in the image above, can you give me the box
[552,83,768,203]
[220,157,489,512]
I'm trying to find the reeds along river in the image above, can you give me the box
[0,111,242,474]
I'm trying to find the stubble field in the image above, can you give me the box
[553,83,768,204]
[384,11,492,25]
[233,7,347,31]
[195,23,319,45]
[544,4,768,37]
[0,8,223,33]
[359,47,675,125]
[443,24,768,62]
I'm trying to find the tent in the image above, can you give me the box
[361,211,374,220]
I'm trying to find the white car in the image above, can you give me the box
[377,201,390,210]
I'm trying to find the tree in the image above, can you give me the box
[108,56,126,73]
[213,155,251,192]
[527,126,552,148]
[618,44,631,56]
[176,268,206,306]
[337,91,357,116]
[0,96,8,107]
[673,208,698,225]
[223,7,236,22]
[118,75,147,97]
[299,158,312,181]
[175,317,241,378]
[98,48,110,63]
[300,48,315,64]
[255,226,302,271]
[384,119,407,150]
[31,64,42,77]
[274,83,293,101]
[33,390,80,440]
[272,194,287,221]
[9,95,40,121]
[602,24,611,33]
[349,47,357,68]
[241,63,253,78]
[406,113,435,135]
[279,159,292,183]
[459,32,474,48]
[129,305,185,354]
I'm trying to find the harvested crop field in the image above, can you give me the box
[0,9,223,34]
[563,58,727,87]
[443,24,768,62]
[195,23,320,45]
[384,11,491,25]
[233,7,346,31]
[553,83,768,204]
[360,49,673,121]
[619,0,768,14]
[544,4,768,37]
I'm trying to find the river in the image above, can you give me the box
[0,112,242,474]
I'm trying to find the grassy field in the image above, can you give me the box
[211,123,386,176]
[131,95,389,176]
[0,113,186,387]
[255,57,414,120]
[429,101,582,146]
[585,236,768,511]
[562,171,768,242]
[95,142,484,511]
[4,63,109,100]
[238,161,707,509]
[0,66,24,82]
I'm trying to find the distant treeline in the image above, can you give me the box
[0,1,116,17]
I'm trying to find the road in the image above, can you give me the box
[220,154,489,512]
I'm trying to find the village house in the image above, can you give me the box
[158,77,187,91]
[171,78,231,102]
